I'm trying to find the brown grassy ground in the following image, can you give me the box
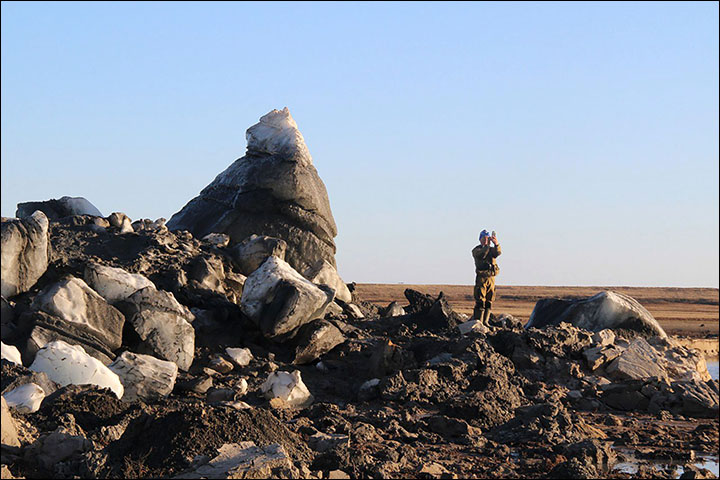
[354,284,719,339]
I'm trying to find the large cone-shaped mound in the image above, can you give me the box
[166,108,338,273]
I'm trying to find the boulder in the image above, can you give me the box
[16,196,102,220]
[31,276,125,352]
[1,211,49,298]
[292,319,345,364]
[19,310,116,365]
[605,337,667,382]
[83,263,155,304]
[383,301,406,317]
[174,442,298,479]
[231,235,288,275]
[241,256,334,340]
[303,259,352,303]
[1,342,22,365]
[526,291,667,338]
[108,351,178,403]
[260,370,313,408]
[29,340,124,399]
[2,382,45,413]
[124,287,195,371]
[1,397,20,447]
[167,108,339,275]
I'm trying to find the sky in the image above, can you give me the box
[1,1,718,287]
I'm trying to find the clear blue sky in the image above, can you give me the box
[2,2,718,287]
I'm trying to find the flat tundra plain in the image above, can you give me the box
[355,284,719,339]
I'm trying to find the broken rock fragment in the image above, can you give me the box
[292,319,345,365]
[225,347,253,367]
[260,370,314,408]
[108,351,178,403]
[125,287,195,371]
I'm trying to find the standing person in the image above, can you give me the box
[472,230,501,323]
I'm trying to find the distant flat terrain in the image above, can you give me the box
[354,284,719,338]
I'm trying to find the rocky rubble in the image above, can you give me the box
[1,108,717,479]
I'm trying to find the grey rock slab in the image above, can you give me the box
[1,211,49,298]
[605,337,667,382]
[31,276,125,351]
[526,291,667,338]
[174,441,297,479]
[21,311,116,365]
[108,351,178,403]
[125,287,195,371]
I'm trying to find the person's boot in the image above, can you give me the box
[474,308,485,321]
[482,308,491,324]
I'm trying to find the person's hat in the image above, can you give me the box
[479,230,490,241]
